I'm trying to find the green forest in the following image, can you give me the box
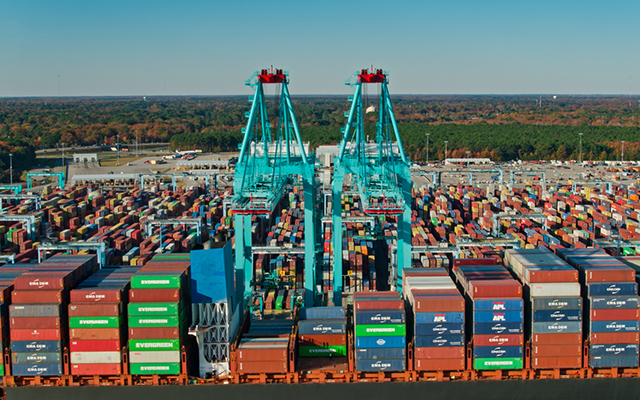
[1,94,640,182]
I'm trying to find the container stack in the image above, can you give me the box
[10,255,98,376]
[237,319,293,374]
[453,260,524,371]
[504,248,582,369]
[403,269,466,372]
[353,292,406,372]
[128,267,187,375]
[298,307,346,357]
[68,266,138,376]
[559,248,640,369]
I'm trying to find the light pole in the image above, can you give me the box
[136,130,139,156]
[425,133,430,164]
[116,134,120,166]
[621,140,625,163]
[9,153,13,185]
[444,141,448,162]
[61,143,65,170]
[466,151,471,168]
[578,132,583,163]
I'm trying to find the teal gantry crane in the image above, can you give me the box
[231,67,317,307]
[331,67,412,303]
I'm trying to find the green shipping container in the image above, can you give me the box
[131,274,182,289]
[0,363,4,376]
[473,357,523,370]
[129,339,180,352]
[355,324,406,337]
[128,302,180,316]
[129,316,180,328]
[129,362,180,375]
[298,345,347,357]
[69,316,121,329]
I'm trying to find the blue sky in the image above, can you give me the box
[1,0,639,96]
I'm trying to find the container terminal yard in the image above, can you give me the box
[2,68,640,399]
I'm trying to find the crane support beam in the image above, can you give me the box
[27,172,65,191]
[144,218,203,243]
[37,242,107,267]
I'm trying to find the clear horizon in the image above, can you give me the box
[2,0,639,97]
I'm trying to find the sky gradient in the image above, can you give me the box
[1,0,639,96]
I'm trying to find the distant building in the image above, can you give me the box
[444,158,492,166]
[73,153,98,162]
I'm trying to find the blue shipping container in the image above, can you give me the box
[532,321,582,334]
[590,296,640,309]
[474,322,523,335]
[354,310,405,325]
[12,363,62,376]
[12,352,61,364]
[414,323,464,336]
[356,359,405,372]
[590,320,640,333]
[415,312,464,324]
[414,335,465,348]
[473,311,523,323]
[532,297,582,311]
[590,355,639,368]
[473,346,523,358]
[532,309,582,322]
[299,307,345,320]
[588,283,638,296]
[355,336,406,349]
[590,344,639,356]
[298,319,346,335]
[473,298,524,311]
[11,341,61,353]
[355,347,406,360]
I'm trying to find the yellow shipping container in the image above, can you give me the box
[130,257,140,266]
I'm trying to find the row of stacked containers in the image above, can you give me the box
[0,253,193,377]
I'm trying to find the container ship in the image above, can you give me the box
[2,67,640,399]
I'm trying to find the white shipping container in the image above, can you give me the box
[71,351,121,364]
[129,350,181,363]
[529,283,581,297]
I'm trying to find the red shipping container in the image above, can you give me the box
[474,334,524,347]
[531,356,582,369]
[415,358,465,371]
[129,327,180,340]
[583,268,635,283]
[238,360,287,374]
[354,300,403,310]
[591,309,640,321]
[467,280,522,299]
[11,290,63,304]
[298,334,345,347]
[11,328,61,341]
[530,333,582,345]
[590,332,639,345]
[70,289,123,303]
[10,317,60,329]
[129,289,181,302]
[532,344,582,357]
[68,303,121,317]
[70,328,121,340]
[13,272,73,290]
[414,347,465,359]
[237,347,287,361]
[70,340,121,352]
[71,363,121,376]
[412,296,465,312]
[525,268,579,283]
